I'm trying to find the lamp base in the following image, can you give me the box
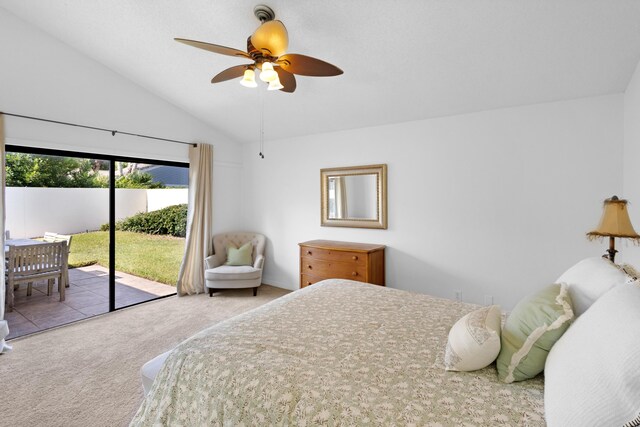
[606,236,617,263]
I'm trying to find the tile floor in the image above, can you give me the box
[5,265,175,339]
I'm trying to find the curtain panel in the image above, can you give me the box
[0,114,11,353]
[177,143,213,296]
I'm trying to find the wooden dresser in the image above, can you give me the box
[299,240,385,288]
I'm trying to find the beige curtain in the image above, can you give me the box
[335,176,348,219]
[0,114,11,353]
[177,143,213,296]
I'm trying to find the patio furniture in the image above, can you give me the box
[5,241,68,312]
[204,232,265,297]
[43,232,73,287]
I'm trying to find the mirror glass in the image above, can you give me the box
[327,174,378,220]
[321,164,387,229]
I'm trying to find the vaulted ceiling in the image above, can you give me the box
[2,0,640,143]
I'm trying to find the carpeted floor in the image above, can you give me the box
[0,285,289,427]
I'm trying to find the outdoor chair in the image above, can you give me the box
[204,232,265,297]
[5,242,68,312]
[43,232,73,288]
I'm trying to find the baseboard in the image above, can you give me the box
[261,276,297,291]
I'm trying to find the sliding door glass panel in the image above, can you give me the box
[113,162,185,309]
[4,152,111,338]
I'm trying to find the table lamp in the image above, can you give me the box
[587,195,640,263]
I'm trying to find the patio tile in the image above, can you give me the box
[13,289,48,302]
[72,276,109,286]
[17,300,76,322]
[63,290,108,310]
[75,266,109,276]
[7,267,177,340]
[84,283,144,298]
[61,284,87,295]
[7,321,40,339]
[4,309,31,325]
[77,302,110,316]
[32,310,88,330]
[68,268,101,280]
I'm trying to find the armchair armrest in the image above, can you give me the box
[253,254,265,270]
[204,254,223,270]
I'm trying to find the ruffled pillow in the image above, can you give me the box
[444,305,502,372]
[496,283,574,383]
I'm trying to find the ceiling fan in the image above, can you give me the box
[175,5,343,93]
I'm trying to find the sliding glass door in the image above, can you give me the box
[4,146,187,338]
[114,162,187,309]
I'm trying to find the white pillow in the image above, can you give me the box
[444,305,501,372]
[556,257,633,316]
[544,283,640,427]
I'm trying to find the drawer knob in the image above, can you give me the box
[307,250,312,255]
[307,265,312,269]
[352,256,358,261]
[307,281,312,286]
[352,272,358,276]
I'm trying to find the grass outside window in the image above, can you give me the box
[68,231,185,285]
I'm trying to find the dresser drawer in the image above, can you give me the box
[301,257,366,280]
[300,273,326,288]
[300,247,366,266]
[299,240,385,289]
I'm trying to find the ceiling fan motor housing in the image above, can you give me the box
[253,5,275,22]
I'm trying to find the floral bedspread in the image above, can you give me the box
[131,280,545,426]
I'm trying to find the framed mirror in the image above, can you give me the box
[321,164,387,229]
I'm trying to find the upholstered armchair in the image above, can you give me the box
[204,232,266,296]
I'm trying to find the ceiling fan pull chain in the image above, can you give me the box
[259,87,265,159]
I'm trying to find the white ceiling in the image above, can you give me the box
[2,0,640,144]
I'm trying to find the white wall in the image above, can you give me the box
[620,59,640,264]
[6,187,189,238]
[0,8,244,234]
[146,188,188,212]
[242,95,624,309]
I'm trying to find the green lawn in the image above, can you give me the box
[68,231,185,285]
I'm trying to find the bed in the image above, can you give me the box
[131,280,545,426]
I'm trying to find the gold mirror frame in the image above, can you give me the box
[320,164,387,229]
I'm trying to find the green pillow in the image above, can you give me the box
[225,242,253,266]
[496,283,574,383]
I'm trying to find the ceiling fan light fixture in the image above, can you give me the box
[259,62,277,82]
[267,75,284,91]
[240,68,257,88]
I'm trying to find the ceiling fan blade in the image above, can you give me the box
[211,65,251,84]
[275,67,296,93]
[277,54,343,77]
[175,38,251,59]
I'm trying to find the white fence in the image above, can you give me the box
[6,187,188,239]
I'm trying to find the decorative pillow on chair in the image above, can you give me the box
[496,283,574,383]
[556,256,634,316]
[444,305,502,372]
[544,283,640,427]
[225,242,253,266]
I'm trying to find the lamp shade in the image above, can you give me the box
[587,195,640,239]
[239,69,257,88]
[267,75,284,91]
[259,62,278,82]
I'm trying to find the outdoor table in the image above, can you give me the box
[4,238,46,252]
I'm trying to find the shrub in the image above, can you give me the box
[101,204,187,237]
